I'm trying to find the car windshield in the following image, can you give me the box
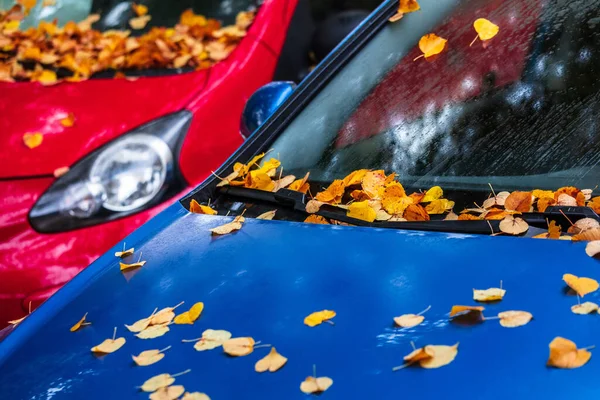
[4,0,258,31]
[270,0,600,194]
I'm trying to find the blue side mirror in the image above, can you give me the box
[240,81,296,139]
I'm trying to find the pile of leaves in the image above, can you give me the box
[0,3,255,84]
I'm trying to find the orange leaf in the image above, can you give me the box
[415,33,447,61]
[537,197,556,212]
[403,204,430,221]
[588,196,600,214]
[471,18,499,46]
[129,15,151,30]
[547,337,592,369]
[315,180,345,204]
[53,166,69,178]
[548,220,561,239]
[60,113,75,127]
[504,191,532,212]
[132,3,148,16]
[389,0,420,22]
[190,199,217,215]
[563,273,599,297]
[289,172,310,193]
[304,215,329,225]
[361,170,386,198]
[449,305,484,319]
[342,169,368,186]
[23,132,43,149]
[347,200,377,222]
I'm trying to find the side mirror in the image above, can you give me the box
[240,81,296,139]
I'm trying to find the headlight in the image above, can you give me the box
[30,111,192,233]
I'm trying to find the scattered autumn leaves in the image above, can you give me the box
[0,4,255,84]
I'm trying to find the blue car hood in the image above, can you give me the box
[1,203,600,399]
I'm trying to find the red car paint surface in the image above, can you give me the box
[336,0,541,147]
[0,0,297,326]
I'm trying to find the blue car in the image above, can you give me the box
[3,0,600,398]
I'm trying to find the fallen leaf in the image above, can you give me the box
[289,172,310,193]
[394,305,430,328]
[557,193,577,206]
[537,197,556,212]
[256,210,276,220]
[473,286,506,302]
[547,337,592,369]
[136,324,170,339]
[70,312,91,332]
[471,18,499,46]
[132,3,148,16]
[174,302,204,325]
[585,241,600,258]
[444,211,459,221]
[403,204,430,221]
[497,311,532,328]
[255,347,288,372]
[342,169,368,186]
[141,370,190,392]
[504,191,532,212]
[547,220,561,239]
[347,200,377,222]
[572,228,600,242]
[53,166,70,178]
[422,186,443,202]
[129,15,151,30]
[126,311,156,333]
[60,113,75,127]
[223,337,256,356]
[381,183,411,214]
[499,215,529,235]
[425,199,455,214]
[415,33,447,60]
[315,180,346,204]
[120,259,146,271]
[273,175,296,191]
[150,385,185,400]
[188,329,232,351]
[300,376,333,394]
[361,170,386,198]
[563,273,599,297]
[568,218,600,234]
[190,199,217,215]
[91,328,126,354]
[389,0,420,22]
[210,216,244,235]
[23,132,43,149]
[151,303,183,325]
[571,302,599,315]
[419,344,459,369]
[17,0,36,15]
[132,346,171,366]
[450,305,484,319]
[115,247,134,258]
[304,310,336,327]
[304,215,329,224]
[182,393,211,400]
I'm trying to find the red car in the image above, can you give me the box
[0,0,306,326]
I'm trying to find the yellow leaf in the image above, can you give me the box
[136,324,170,339]
[149,385,185,400]
[304,310,336,327]
[415,33,447,60]
[222,337,255,356]
[393,305,430,328]
[425,199,454,214]
[120,260,146,271]
[23,132,43,149]
[497,311,533,328]
[115,247,134,258]
[342,169,369,186]
[70,312,90,332]
[132,3,148,16]
[245,170,274,191]
[449,305,484,319]
[182,393,211,400]
[547,337,592,369]
[300,376,333,394]
[347,200,377,222]
[190,199,217,215]
[132,346,170,366]
[532,189,554,199]
[254,347,288,372]
[91,328,126,354]
[563,273,599,297]
[472,18,499,43]
[141,370,190,392]
[381,183,411,215]
[210,216,244,235]
[174,302,204,325]
[571,302,599,315]
[129,15,151,30]
[33,70,57,85]
[256,158,281,176]
[189,329,232,351]
[419,344,459,369]
[315,179,346,204]
[60,113,75,127]
[256,210,277,220]
[473,287,505,302]
[389,0,420,22]
[422,186,443,202]
[361,170,386,199]
[289,172,310,193]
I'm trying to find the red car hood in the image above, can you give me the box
[0,71,207,179]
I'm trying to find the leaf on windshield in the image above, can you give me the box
[91,327,126,354]
[315,179,346,204]
[210,215,245,235]
[471,18,499,46]
[547,337,592,369]
[190,200,217,215]
[60,113,75,127]
[255,347,288,373]
[497,311,532,328]
[361,170,387,198]
[342,169,369,186]
[563,274,599,297]
[289,172,310,193]
[347,200,377,222]
[537,196,556,213]
[381,183,410,214]
[23,132,43,149]
[414,33,447,61]
[422,186,442,202]
[571,301,599,315]
[403,204,430,221]
[132,3,149,16]
[394,305,430,328]
[532,220,561,239]
[133,346,171,366]
[70,312,91,332]
[304,215,329,224]
[499,215,529,235]
[16,0,36,15]
[389,0,420,22]
[425,199,455,214]
[304,310,336,327]
[504,191,532,212]
[174,302,204,325]
[129,15,152,30]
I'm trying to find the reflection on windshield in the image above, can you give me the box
[271,0,600,192]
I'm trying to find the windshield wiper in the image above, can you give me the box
[522,206,600,229]
[218,186,500,235]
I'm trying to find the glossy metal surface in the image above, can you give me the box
[1,209,600,399]
[240,81,296,138]
[0,0,298,326]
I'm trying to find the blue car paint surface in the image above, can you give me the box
[1,203,600,399]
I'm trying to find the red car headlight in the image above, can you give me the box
[30,111,191,233]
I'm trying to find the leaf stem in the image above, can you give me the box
[392,360,416,371]
[470,36,478,47]
[417,305,431,316]
[254,344,272,349]
[171,369,191,378]
[410,341,416,350]
[112,326,117,340]
[159,346,172,353]
[325,320,335,325]
[582,345,596,351]
[181,338,201,343]
[172,301,185,310]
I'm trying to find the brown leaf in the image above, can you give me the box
[504,191,532,212]
[210,216,244,235]
[547,337,592,369]
[499,215,529,235]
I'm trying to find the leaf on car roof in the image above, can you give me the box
[132,346,171,366]
[304,310,336,327]
[174,302,204,325]
[414,33,447,61]
[140,370,190,392]
[182,329,232,351]
[394,305,430,328]
[91,327,126,354]
[563,274,599,297]
[70,312,91,332]
[393,343,459,370]
[471,18,499,46]
[547,337,593,369]
[210,215,245,235]
[255,347,288,373]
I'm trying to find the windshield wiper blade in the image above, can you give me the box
[522,206,600,229]
[218,187,499,235]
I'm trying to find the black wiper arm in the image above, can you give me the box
[218,186,499,235]
[523,206,600,229]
